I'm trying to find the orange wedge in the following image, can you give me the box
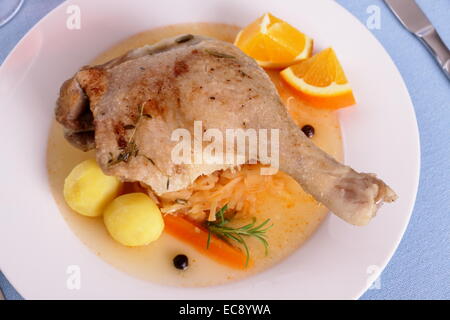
[280,48,356,109]
[234,13,313,68]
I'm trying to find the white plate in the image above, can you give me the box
[0,0,419,299]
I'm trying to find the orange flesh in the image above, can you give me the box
[289,48,349,86]
[280,48,356,109]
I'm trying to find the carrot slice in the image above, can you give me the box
[163,214,252,269]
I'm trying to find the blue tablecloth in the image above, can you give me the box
[0,0,448,300]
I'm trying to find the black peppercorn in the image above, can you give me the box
[301,124,315,138]
[173,254,189,270]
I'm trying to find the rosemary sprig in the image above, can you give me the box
[206,204,272,267]
[205,49,235,59]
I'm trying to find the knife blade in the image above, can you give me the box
[384,0,450,80]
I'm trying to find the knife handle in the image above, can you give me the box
[416,26,450,80]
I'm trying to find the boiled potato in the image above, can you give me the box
[103,193,164,246]
[64,159,122,217]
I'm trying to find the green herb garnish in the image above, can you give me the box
[206,204,272,267]
[205,49,235,59]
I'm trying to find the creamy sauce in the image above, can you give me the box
[47,23,343,287]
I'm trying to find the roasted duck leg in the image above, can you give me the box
[55,35,397,226]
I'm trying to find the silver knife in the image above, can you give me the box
[384,0,450,80]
